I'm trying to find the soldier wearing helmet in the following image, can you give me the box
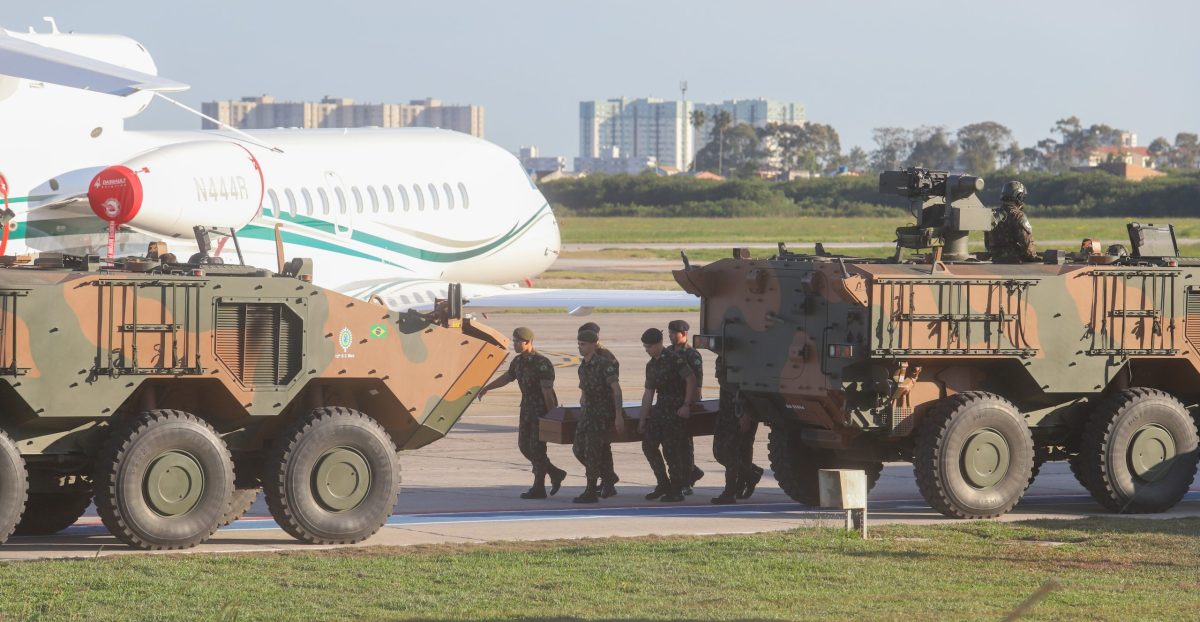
[985,181,1040,264]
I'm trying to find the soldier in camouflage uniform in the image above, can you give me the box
[477,327,567,499]
[667,320,705,495]
[710,354,763,504]
[638,328,697,503]
[985,180,1039,264]
[571,329,625,503]
[578,322,619,497]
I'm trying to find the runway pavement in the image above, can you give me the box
[3,312,1198,560]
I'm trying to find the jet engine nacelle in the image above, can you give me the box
[88,141,264,239]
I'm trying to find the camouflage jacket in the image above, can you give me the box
[645,348,693,415]
[577,351,620,431]
[985,202,1038,263]
[667,343,703,389]
[503,351,555,416]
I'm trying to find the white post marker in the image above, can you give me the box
[818,469,868,538]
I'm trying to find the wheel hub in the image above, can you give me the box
[312,447,371,512]
[143,450,205,517]
[1128,423,1177,482]
[961,428,1010,489]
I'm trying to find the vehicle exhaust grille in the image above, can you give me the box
[1186,289,1200,349]
[215,302,301,386]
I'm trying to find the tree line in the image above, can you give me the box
[688,114,1199,178]
[541,169,1200,218]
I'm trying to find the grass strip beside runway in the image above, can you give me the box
[2,517,1198,621]
[559,216,1200,244]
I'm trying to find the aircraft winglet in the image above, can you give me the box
[0,28,189,96]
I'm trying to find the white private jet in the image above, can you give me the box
[0,19,696,313]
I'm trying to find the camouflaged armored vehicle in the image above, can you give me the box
[674,168,1200,519]
[0,232,506,549]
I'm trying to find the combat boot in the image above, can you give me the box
[548,466,568,496]
[520,474,547,499]
[660,486,685,503]
[573,479,599,504]
[738,466,763,500]
[600,476,618,499]
[644,482,669,500]
[711,473,739,505]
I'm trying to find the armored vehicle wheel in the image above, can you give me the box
[1079,388,1199,513]
[14,478,92,536]
[220,488,259,527]
[914,392,1034,519]
[767,427,881,506]
[93,410,234,550]
[264,407,400,544]
[0,431,28,544]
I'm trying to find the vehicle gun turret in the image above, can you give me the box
[881,167,993,261]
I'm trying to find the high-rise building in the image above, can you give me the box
[692,98,805,150]
[201,96,485,137]
[578,97,693,171]
[578,97,805,172]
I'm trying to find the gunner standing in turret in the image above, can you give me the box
[985,181,1040,263]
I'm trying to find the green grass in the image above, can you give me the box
[2,518,1198,621]
[560,216,1200,245]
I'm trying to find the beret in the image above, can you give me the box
[577,322,601,334]
[667,320,690,332]
[513,327,534,341]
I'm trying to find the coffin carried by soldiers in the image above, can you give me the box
[539,400,720,444]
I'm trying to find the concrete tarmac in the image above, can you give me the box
[3,312,1198,560]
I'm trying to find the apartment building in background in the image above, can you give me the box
[201,96,485,137]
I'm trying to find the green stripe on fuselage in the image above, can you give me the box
[5,197,552,267]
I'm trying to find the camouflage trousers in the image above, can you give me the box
[641,407,690,489]
[713,390,760,488]
[518,413,556,479]
[573,420,616,483]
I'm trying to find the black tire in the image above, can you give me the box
[14,477,91,536]
[220,488,259,527]
[914,392,1034,519]
[93,410,234,550]
[1079,388,1199,513]
[263,407,400,544]
[0,431,28,544]
[767,427,881,506]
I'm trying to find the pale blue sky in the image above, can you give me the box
[7,1,1198,157]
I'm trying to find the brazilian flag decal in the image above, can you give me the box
[369,324,388,339]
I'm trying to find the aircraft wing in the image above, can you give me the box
[339,280,698,316]
[0,29,188,95]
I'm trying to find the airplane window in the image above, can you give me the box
[458,182,469,209]
[301,188,314,215]
[317,188,331,215]
[443,183,455,210]
[413,184,425,211]
[399,295,410,304]
[428,183,440,211]
[412,293,423,302]
[367,186,380,213]
[381,185,394,212]
[284,189,298,217]
[351,187,365,214]
[266,189,280,217]
[397,185,410,212]
[334,187,348,215]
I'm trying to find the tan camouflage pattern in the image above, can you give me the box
[673,253,1200,448]
[0,265,506,457]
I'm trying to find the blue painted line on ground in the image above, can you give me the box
[42,490,1200,539]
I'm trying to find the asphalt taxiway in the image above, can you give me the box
[3,312,1197,560]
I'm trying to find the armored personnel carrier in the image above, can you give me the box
[674,168,1200,518]
[0,230,506,548]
